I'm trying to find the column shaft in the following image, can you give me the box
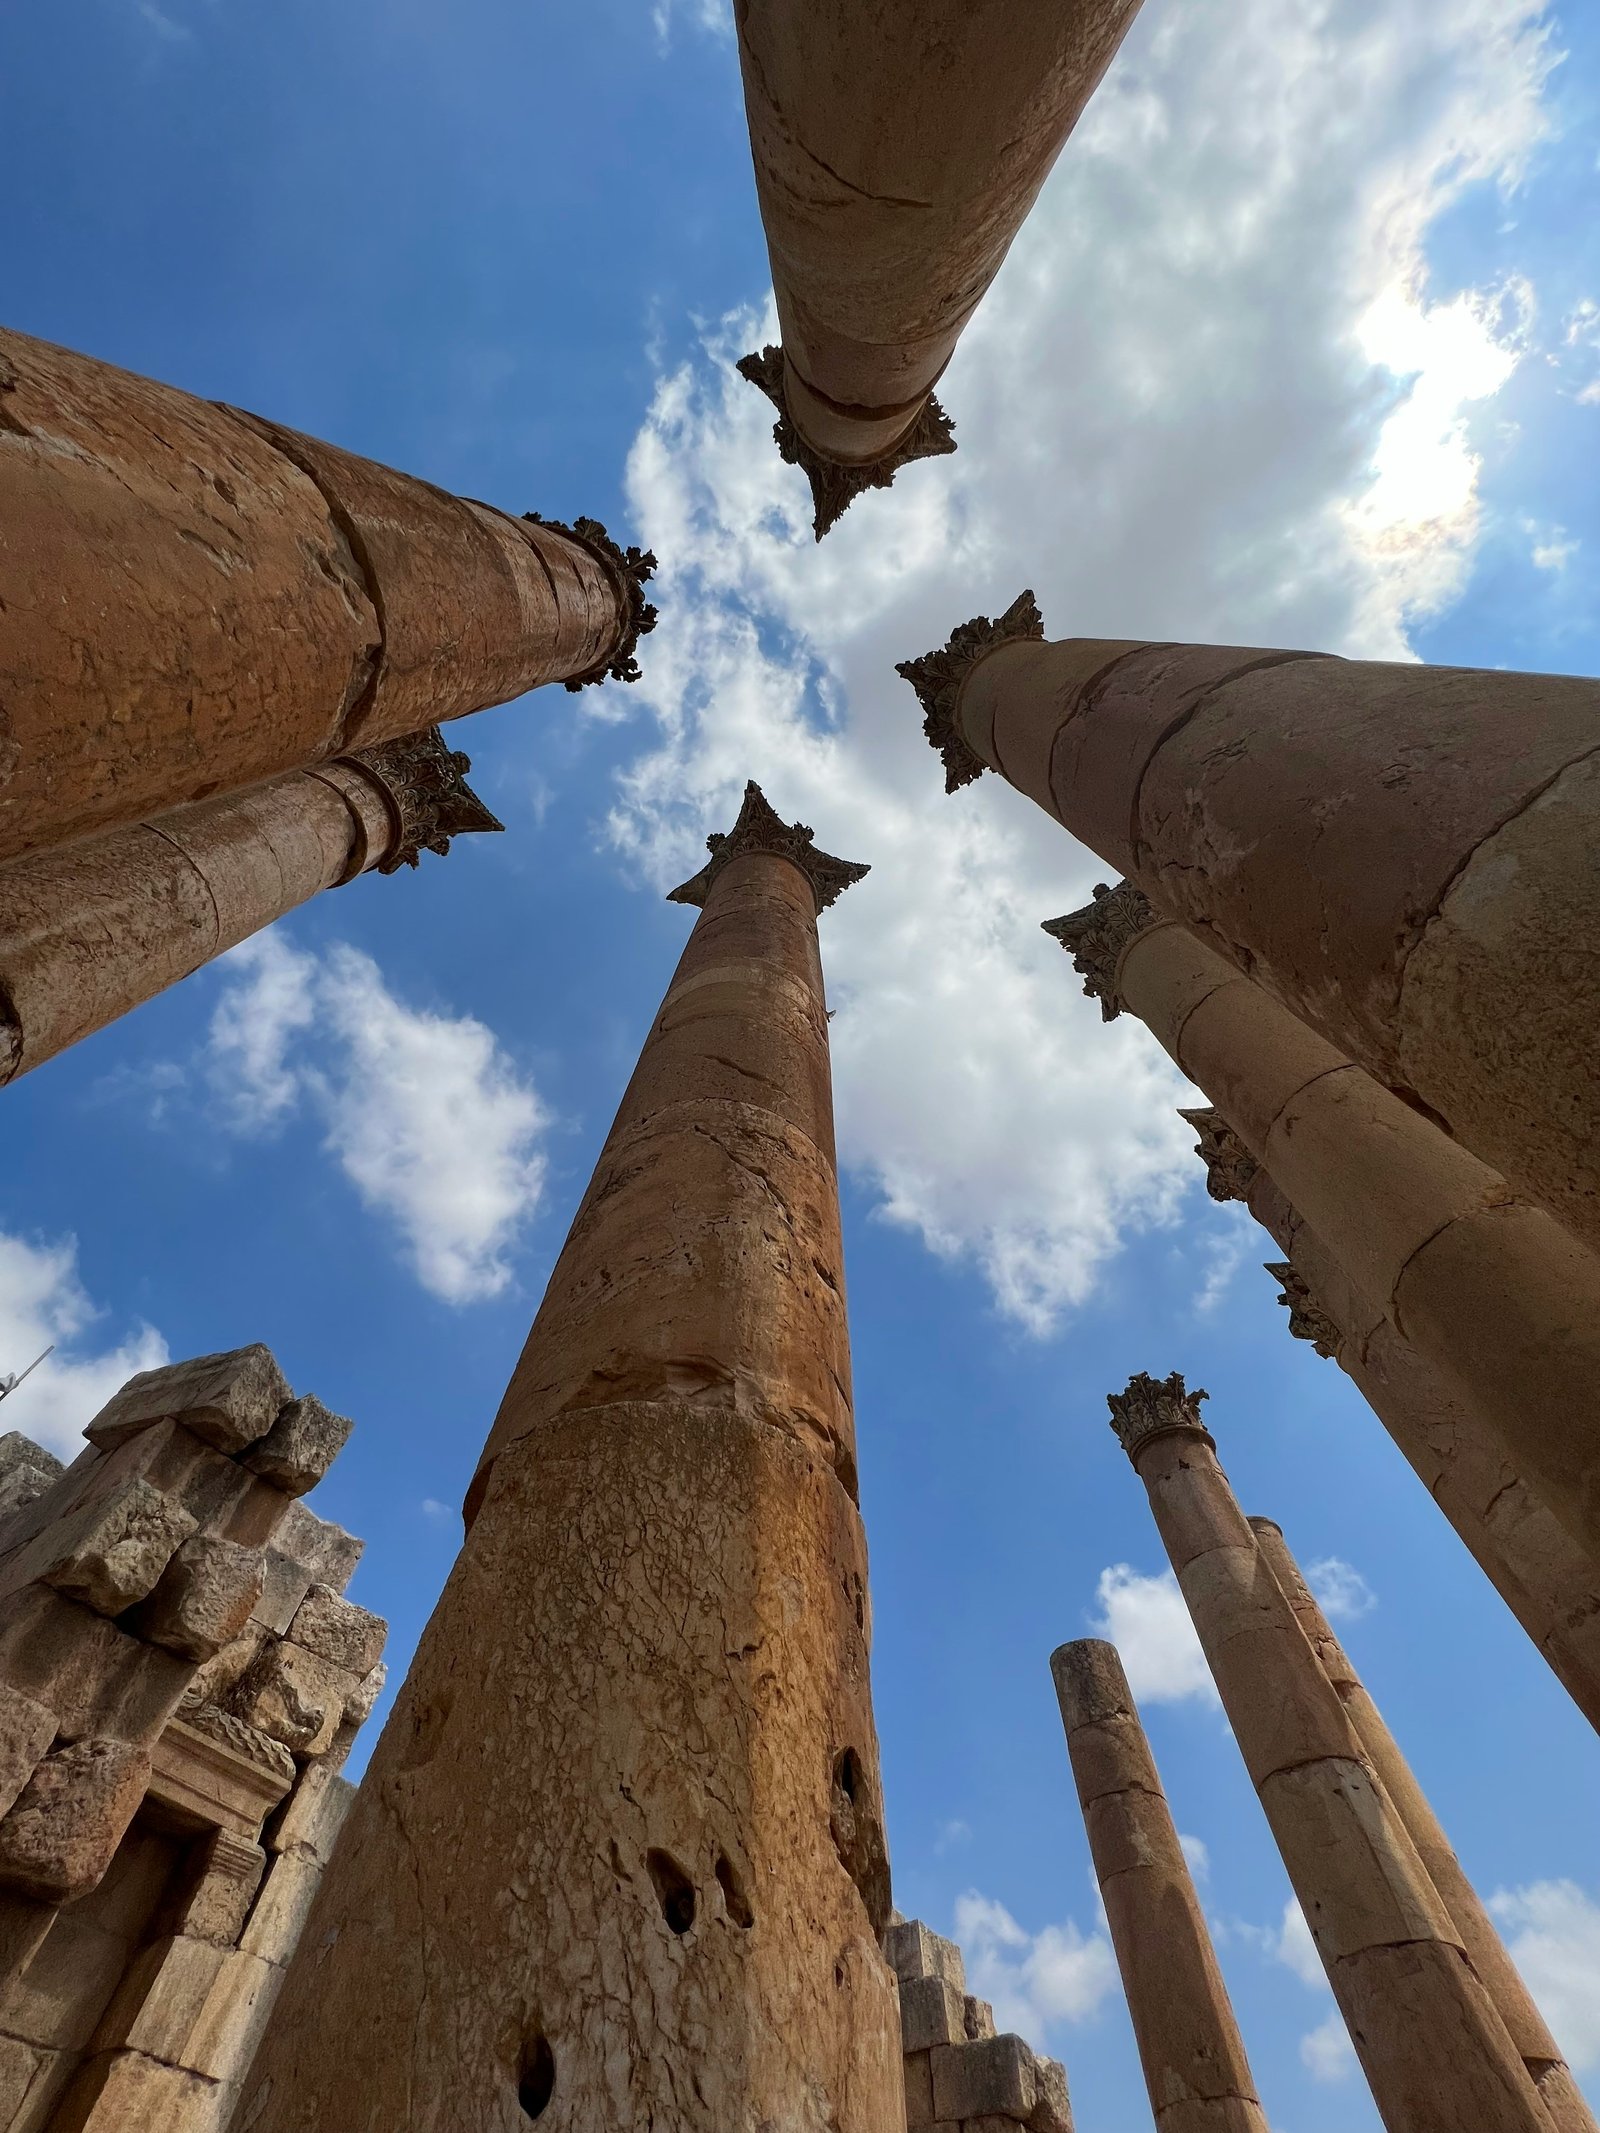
[236,789,901,2131]
[0,327,653,863]
[1112,1375,1549,2133]
[1052,1638,1269,2133]
[1250,1517,1595,2133]
[735,0,1143,533]
[905,610,1600,1253]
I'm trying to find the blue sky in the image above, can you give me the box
[4,1,1600,2125]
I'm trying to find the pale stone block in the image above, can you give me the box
[900,1973,966,2052]
[172,1831,266,1947]
[0,1738,152,1902]
[0,2034,47,2120]
[963,1995,996,2041]
[267,1762,353,1864]
[136,1535,265,1662]
[250,1549,314,1636]
[1032,2054,1074,2133]
[0,1436,64,1525]
[286,1583,386,1676]
[240,1852,322,1964]
[90,1932,226,2058]
[86,1347,289,1456]
[46,2046,222,2133]
[930,2034,1037,2124]
[231,1642,360,1758]
[903,2047,935,2128]
[0,1682,58,1820]
[34,1478,196,1617]
[888,1916,966,1990]
[272,1502,363,1592]
[0,1585,189,1744]
[243,1396,352,1497]
[183,1947,285,2082]
[344,1660,385,1727]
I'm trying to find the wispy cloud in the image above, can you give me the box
[953,1892,1118,2049]
[1489,1880,1600,2069]
[1088,1565,1218,1706]
[0,1231,167,1461]
[1306,1557,1377,1623]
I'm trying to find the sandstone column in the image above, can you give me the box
[734,1,1144,537]
[1113,1372,1549,2133]
[1249,1516,1595,2133]
[899,597,1600,1254]
[1046,882,1600,1563]
[237,784,902,2131]
[0,728,499,1083]
[1183,1107,1600,1734]
[0,326,656,864]
[1052,1638,1269,2133]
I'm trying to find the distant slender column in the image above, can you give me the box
[1046,884,1600,1563]
[1182,1108,1600,1733]
[1250,1516,1596,2133]
[734,2,1143,537]
[0,729,499,1082]
[0,326,656,863]
[899,598,1600,1254]
[1051,1638,1269,2133]
[239,785,902,2131]
[1112,1372,1548,2133]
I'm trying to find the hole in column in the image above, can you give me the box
[518,2034,555,2120]
[835,1747,859,1802]
[830,1746,892,1939]
[716,1852,754,1929]
[646,1848,697,1935]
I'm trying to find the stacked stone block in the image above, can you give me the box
[889,1917,1072,2133]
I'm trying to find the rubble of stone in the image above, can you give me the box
[889,1917,1072,2133]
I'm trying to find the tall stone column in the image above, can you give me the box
[1046,882,1600,1564]
[735,1,1144,537]
[1112,1372,1549,2133]
[1183,1108,1600,1733]
[0,326,656,864]
[1249,1517,1595,2133]
[899,598,1600,1254]
[237,784,903,2131]
[0,729,499,1083]
[1051,1638,1269,2133]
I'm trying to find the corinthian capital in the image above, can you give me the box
[667,780,869,916]
[1179,1107,1259,1203]
[520,512,658,687]
[896,590,1044,792]
[1042,881,1158,1021]
[1108,1371,1213,1464]
[1264,1263,1342,1360]
[349,728,504,873]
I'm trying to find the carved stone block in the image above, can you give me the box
[86,1346,289,1456]
[47,2046,219,2132]
[171,1830,267,1948]
[930,2034,1037,2124]
[900,1974,966,2053]
[285,1584,386,1677]
[271,1502,363,1594]
[267,1762,353,1866]
[36,1478,198,1618]
[0,1737,152,1902]
[0,1682,57,1822]
[903,2048,936,2129]
[231,1644,361,1759]
[888,1917,966,1990]
[0,1585,191,1745]
[243,1395,353,1498]
[136,1536,266,1662]
[240,1853,323,1966]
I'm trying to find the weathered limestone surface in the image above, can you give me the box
[0,326,655,864]
[1250,1519,1596,2133]
[0,728,501,1084]
[889,1917,1071,2133]
[1051,1640,1267,2133]
[239,786,900,2131]
[1114,1372,1551,2133]
[735,3,1142,534]
[901,605,1600,1253]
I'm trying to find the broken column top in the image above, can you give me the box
[1107,1370,1214,1464]
[666,779,869,916]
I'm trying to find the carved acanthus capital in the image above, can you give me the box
[349,728,504,873]
[521,512,658,687]
[1108,1371,1213,1464]
[1264,1263,1342,1360]
[667,780,869,915]
[737,345,957,542]
[1179,1106,1259,1203]
[1042,880,1158,1021]
[897,590,1044,792]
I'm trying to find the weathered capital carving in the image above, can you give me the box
[349,728,504,874]
[667,780,869,915]
[1042,880,1159,1021]
[1108,1371,1213,1464]
[737,345,956,542]
[897,590,1044,792]
[1264,1263,1342,1360]
[520,512,658,687]
[1179,1106,1259,1203]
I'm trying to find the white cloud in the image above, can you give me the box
[1179,1833,1211,1886]
[1529,525,1578,571]
[1489,1881,1600,2070]
[420,1498,453,1523]
[1306,1557,1377,1623]
[206,934,550,1304]
[953,1892,1118,2049]
[1194,1209,1251,1316]
[0,1231,167,1461]
[610,0,1554,1331]
[1087,1565,1218,1707]
[1274,1898,1328,1990]
[651,0,727,51]
[1560,299,1600,403]
[1300,2010,1357,2083]
[934,1818,972,1857]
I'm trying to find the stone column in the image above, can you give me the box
[238,784,902,2131]
[734,1,1144,537]
[1184,1107,1600,1733]
[1051,1638,1269,2133]
[1113,1372,1549,2133]
[0,728,500,1083]
[1249,1516,1595,2133]
[1046,883,1600,1564]
[899,599,1600,1255]
[0,326,656,865]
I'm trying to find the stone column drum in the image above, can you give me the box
[0,326,656,864]
[1111,1373,1550,2133]
[900,597,1600,1255]
[1183,1107,1600,1734]
[0,728,500,1083]
[1051,1639,1268,2133]
[1249,1517,1596,2133]
[237,784,903,2131]
[1047,883,1600,1566]
[735,0,1144,536]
